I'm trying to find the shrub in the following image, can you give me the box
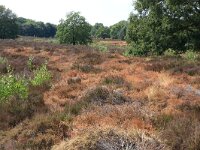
[161,115,200,150]
[123,46,148,57]
[103,75,125,85]
[0,56,9,73]
[77,53,104,65]
[90,43,108,52]
[52,129,166,150]
[164,48,177,57]
[31,64,51,86]
[72,64,101,74]
[0,56,8,65]
[183,50,199,61]
[65,100,89,116]
[0,74,28,103]
[27,56,35,70]
[82,86,129,105]
[82,86,110,105]
[152,114,174,130]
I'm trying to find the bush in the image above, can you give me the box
[82,86,129,105]
[161,115,200,150]
[90,43,108,52]
[124,46,148,57]
[72,63,101,74]
[0,56,8,65]
[164,49,177,57]
[0,74,28,103]
[152,114,174,130]
[183,50,199,61]
[31,64,51,86]
[103,75,125,85]
[27,56,35,70]
[52,129,166,150]
[0,56,8,73]
[0,61,52,104]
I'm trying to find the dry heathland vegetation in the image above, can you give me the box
[0,39,200,150]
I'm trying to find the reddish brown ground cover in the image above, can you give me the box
[0,39,200,150]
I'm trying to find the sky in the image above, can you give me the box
[0,0,134,26]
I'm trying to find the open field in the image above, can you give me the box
[0,39,200,150]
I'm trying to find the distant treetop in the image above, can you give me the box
[56,11,92,45]
[0,5,18,39]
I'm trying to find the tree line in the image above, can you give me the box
[0,5,127,41]
[17,17,57,37]
[0,5,56,38]
[1,2,200,54]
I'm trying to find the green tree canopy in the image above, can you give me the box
[127,0,200,55]
[0,5,18,39]
[56,12,92,45]
[91,23,110,39]
[17,17,56,37]
[110,21,127,40]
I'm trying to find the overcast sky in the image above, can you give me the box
[1,0,134,26]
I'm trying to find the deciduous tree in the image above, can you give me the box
[56,12,92,45]
[0,5,18,39]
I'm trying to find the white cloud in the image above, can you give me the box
[0,0,134,26]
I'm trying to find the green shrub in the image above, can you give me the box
[183,50,199,61]
[164,48,177,57]
[0,74,28,103]
[27,56,34,70]
[0,56,8,64]
[0,61,52,104]
[123,46,148,56]
[31,64,51,86]
[0,56,9,73]
[90,43,108,52]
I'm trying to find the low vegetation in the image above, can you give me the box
[0,57,51,103]
[31,63,51,86]
[0,74,28,102]
[0,38,199,150]
[0,0,200,149]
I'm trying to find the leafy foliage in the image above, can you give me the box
[27,56,34,70]
[17,17,57,38]
[110,21,127,40]
[164,49,177,57]
[183,50,199,62]
[56,12,92,45]
[124,45,148,56]
[0,57,51,103]
[31,64,51,86]
[91,23,110,39]
[0,74,28,103]
[0,5,18,39]
[90,43,108,52]
[0,56,8,64]
[127,0,200,55]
